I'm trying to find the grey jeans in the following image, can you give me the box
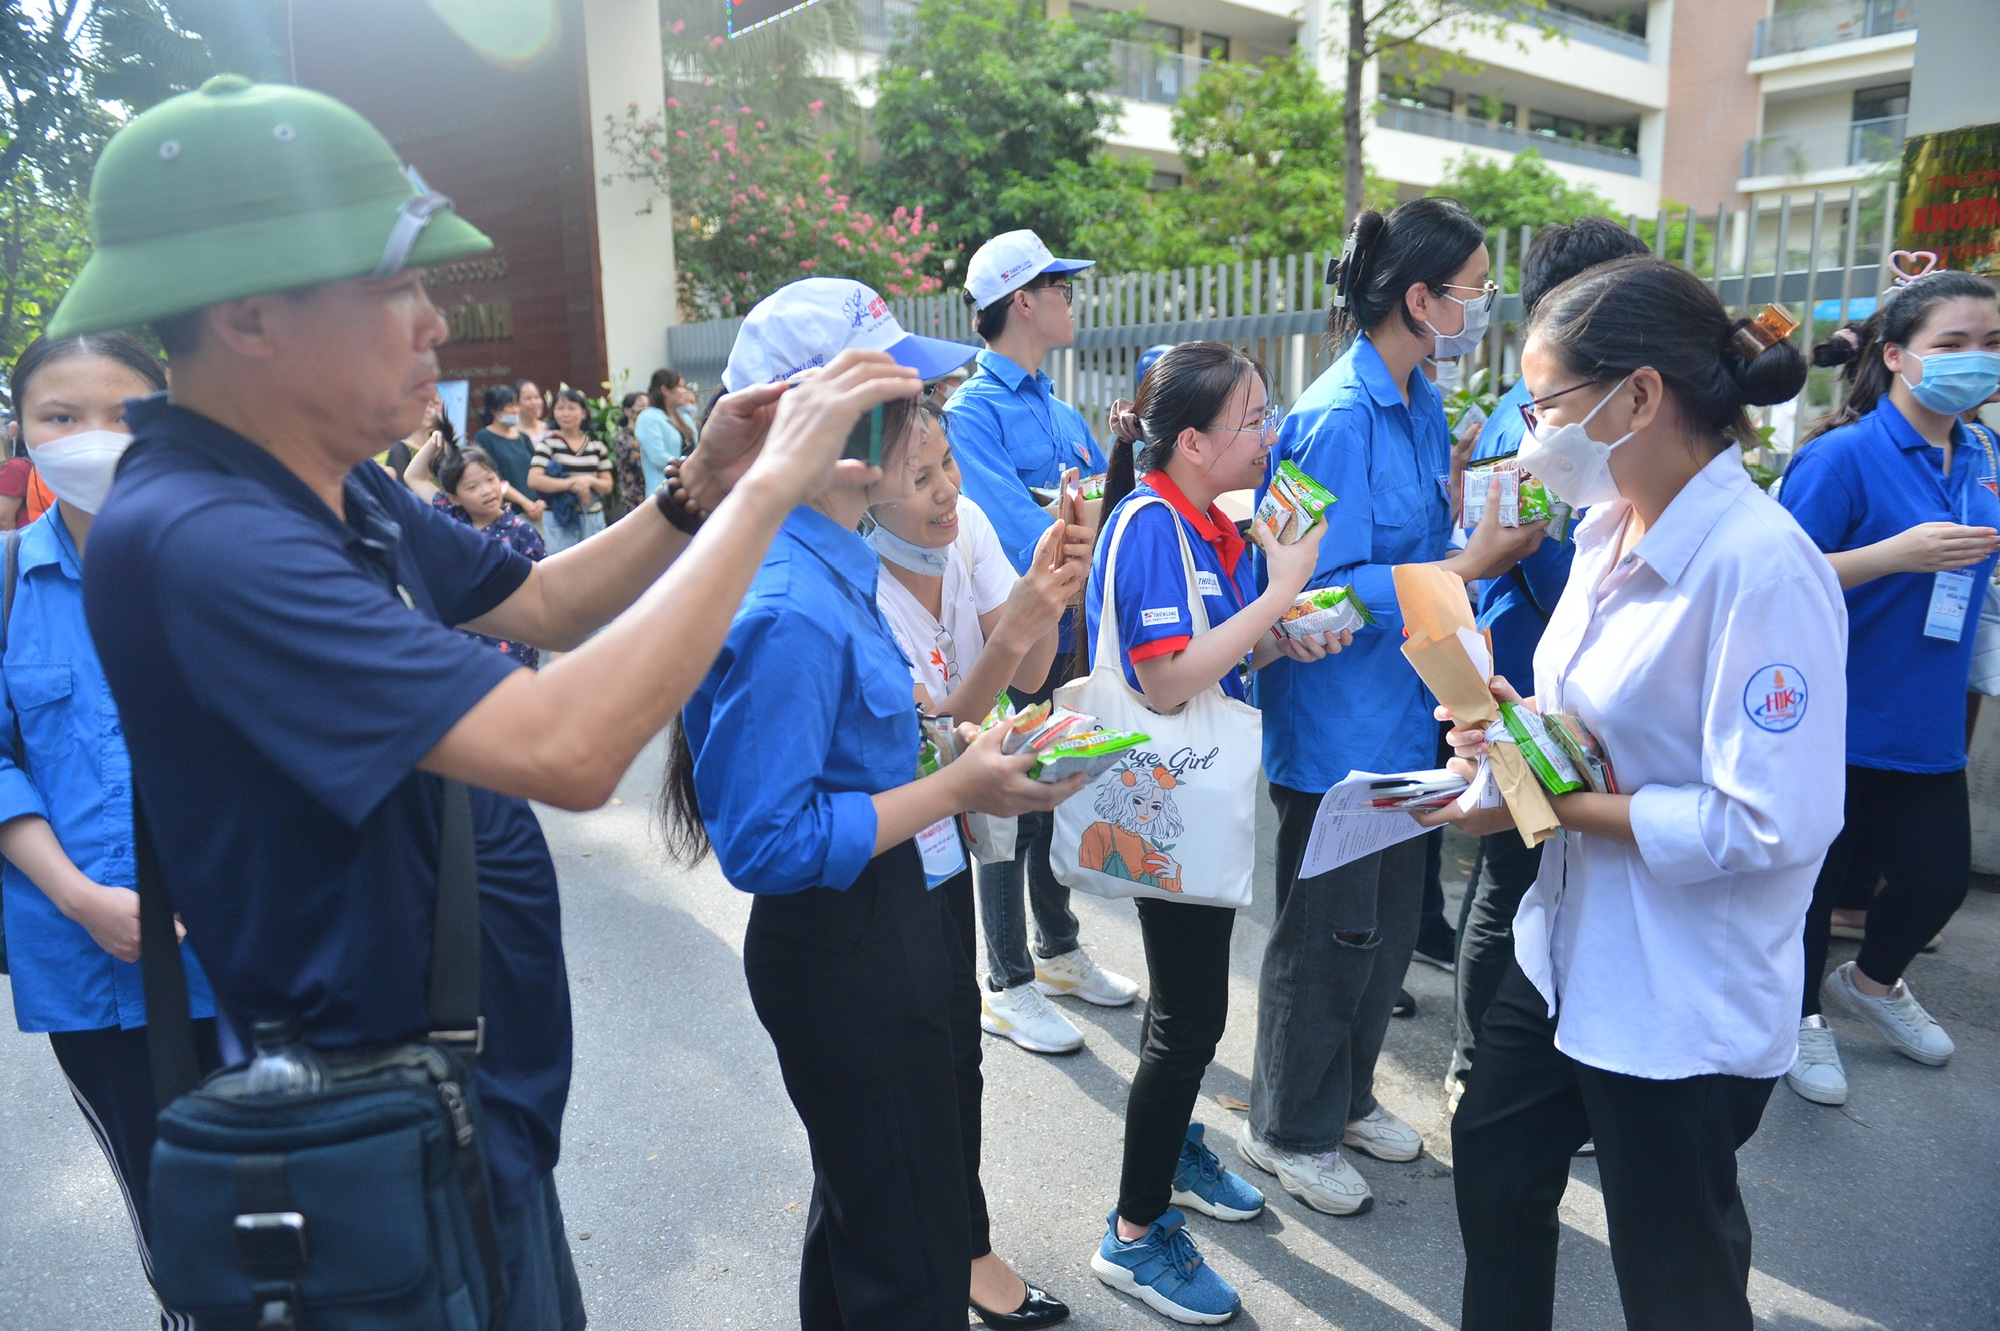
[973,809,1081,991]
[1250,783,1428,1155]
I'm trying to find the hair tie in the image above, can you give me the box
[1882,249,1945,305]
[1328,230,1357,308]
[1832,326,1862,349]
[1728,303,1799,361]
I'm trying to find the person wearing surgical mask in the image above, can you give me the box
[1777,267,2000,1110]
[1241,198,1545,1224]
[1420,257,1844,1331]
[0,331,224,1322]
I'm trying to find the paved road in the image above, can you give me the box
[4,742,1996,1329]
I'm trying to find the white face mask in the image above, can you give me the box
[863,515,952,575]
[1424,289,1491,359]
[1516,374,1634,510]
[1426,356,1463,395]
[30,428,132,514]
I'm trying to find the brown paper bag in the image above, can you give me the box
[1392,564,1557,846]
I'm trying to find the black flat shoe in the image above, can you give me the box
[1392,987,1416,1018]
[970,1282,1070,1328]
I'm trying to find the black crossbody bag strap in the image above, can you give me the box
[1507,565,1552,625]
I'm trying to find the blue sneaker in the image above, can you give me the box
[1091,1207,1240,1325]
[1171,1123,1265,1221]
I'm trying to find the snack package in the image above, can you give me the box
[1276,585,1376,641]
[1498,701,1586,795]
[1453,401,1488,444]
[1002,703,1094,759]
[1079,474,1106,502]
[1544,711,1617,794]
[1255,460,1337,545]
[1462,460,1574,537]
[1031,729,1151,783]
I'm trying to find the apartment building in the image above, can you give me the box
[847,0,1669,217]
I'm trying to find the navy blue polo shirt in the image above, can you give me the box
[84,396,569,1211]
[1780,398,2000,773]
[1087,473,1257,702]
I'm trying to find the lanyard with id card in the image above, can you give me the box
[1927,424,2000,642]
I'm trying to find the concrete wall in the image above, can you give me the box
[582,0,678,393]
[1907,0,2000,135]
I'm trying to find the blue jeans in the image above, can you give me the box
[542,505,606,555]
[495,1169,587,1331]
[1250,784,1428,1154]
[973,809,1081,991]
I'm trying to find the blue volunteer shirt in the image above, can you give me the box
[84,396,570,1211]
[1252,336,1455,791]
[1087,473,1258,702]
[0,510,215,1033]
[1471,376,1577,688]
[1779,398,2000,773]
[683,506,922,894]
[943,348,1108,575]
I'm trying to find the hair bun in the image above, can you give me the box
[1811,323,1864,369]
[1725,330,1808,408]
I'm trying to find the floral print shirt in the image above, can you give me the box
[431,493,545,668]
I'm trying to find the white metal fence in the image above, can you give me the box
[666,185,1904,451]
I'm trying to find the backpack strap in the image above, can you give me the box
[2,527,20,654]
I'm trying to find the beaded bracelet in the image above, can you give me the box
[654,457,710,535]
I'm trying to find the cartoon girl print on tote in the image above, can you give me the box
[1078,764,1185,891]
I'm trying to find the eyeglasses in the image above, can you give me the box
[1517,378,1603,434]
[1214,406,1285,437]
[1442,281,1499,314]
[1027,277,1076,306]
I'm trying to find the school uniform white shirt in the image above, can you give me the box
[876,496,1017,706]
[1517,444,1849,1081]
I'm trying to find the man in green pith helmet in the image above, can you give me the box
[60,76,916,1329]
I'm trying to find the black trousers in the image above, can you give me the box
[49,1018,222,1328]
[1802,765,1970,1013]
[744,843,977,1331]
[937,866,994,1260]
[1453,963,1775,1331]
[1117,897,1235,1226]
[1450,831,1543,1083]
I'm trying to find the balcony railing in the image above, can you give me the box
[855,0,917,54]
[1753,0,1917,59]
[1375,100,1642,177]
[1099,38,1223,106]
[1740,114,1907,179]
[1542,4,1649,58]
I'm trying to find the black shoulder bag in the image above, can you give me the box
[138,781,509,1331]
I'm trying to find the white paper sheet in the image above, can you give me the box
[1299,770,1444,878]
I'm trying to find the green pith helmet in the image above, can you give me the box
[50,75,492,338]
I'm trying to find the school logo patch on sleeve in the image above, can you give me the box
[1743,664,1807,732]
[1141,607,1182,627]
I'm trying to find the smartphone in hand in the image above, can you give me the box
[844,404,885,466]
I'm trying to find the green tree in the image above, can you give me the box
[862,0,1147,264]
[1318,0,1552,223]
[1158,52,1394,265]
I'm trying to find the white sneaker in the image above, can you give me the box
[981,981,1084,1054]
[1235,1121,1373,1216]
[1342,1106,1422,1162]
[1786,1015,1848,1106]
[1034,947,1140,1007]
[1823,961,1954,1066]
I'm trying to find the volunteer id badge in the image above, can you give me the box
[1925,569,1975,642]
[918,816,966,883]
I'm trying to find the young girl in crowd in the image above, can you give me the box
[403,432,548,668]
[1087,341,1350,1326]
[472,383,545,524]
[0,332,221,1328]
[664,280,1081,1331]
[1242,198,1544,1219]
[530,388,613,554]
[1426,257,1843,1331]
[1778,267,2000,1106]
[865,398,1087,1327]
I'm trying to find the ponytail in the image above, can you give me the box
[1326,198,1484,349]
[657,715,712,867]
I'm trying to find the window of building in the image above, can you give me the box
[1384,78,1454,113]
[1149,170,1183,191]
[1129,16,1183,48]
[1529,110,1589,143]
[1596,120,1639,153]
[1200,31,1229,60]
[1474,95,1516,128]
[1853,82,1910,124]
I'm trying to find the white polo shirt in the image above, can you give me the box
[1517,444,1849,1081]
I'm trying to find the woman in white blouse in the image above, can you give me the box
[1421,258,1848,1331]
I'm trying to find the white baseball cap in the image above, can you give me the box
[964,229,1095,312]
[721,277,975,392]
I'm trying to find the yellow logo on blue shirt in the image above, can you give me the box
[1744,664,1807,733]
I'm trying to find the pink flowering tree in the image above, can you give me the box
[605,97,950,320]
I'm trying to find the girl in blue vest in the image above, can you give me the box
[1778,268,2000,1106]
[1,332,221,1330]
[1242,198,1546,1218]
